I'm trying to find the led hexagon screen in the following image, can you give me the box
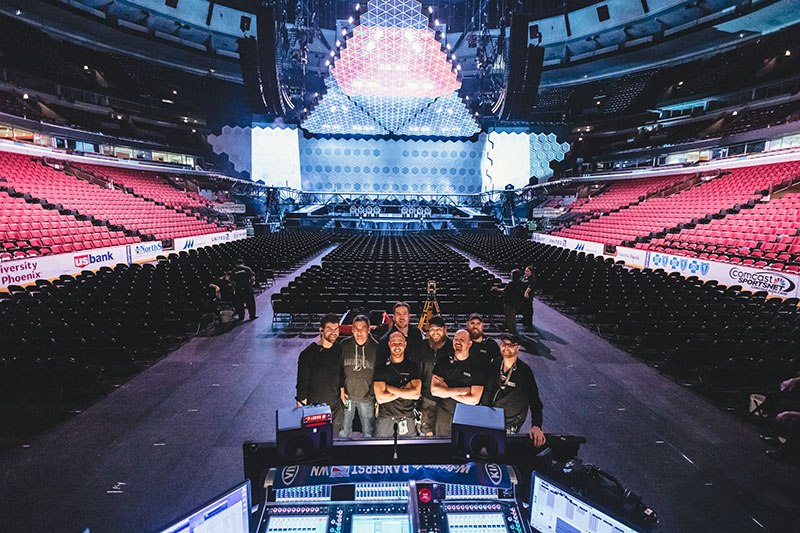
[303,77,389,135]
[301,0,479,137]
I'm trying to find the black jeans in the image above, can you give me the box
[520,297,533,329]
[234,290,256,319]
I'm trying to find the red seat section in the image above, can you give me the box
[652,191,800,266]
[0,151,226,246]
[76,164,214,211]
[0,189,135,259]
[566,174,691,215]
[552,161,800,249]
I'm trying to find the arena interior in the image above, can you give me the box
[3,0,800,532]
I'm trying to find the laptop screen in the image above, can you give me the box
[157,480,251,533]
[529,472,642,533]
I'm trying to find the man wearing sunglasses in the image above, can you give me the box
[482,333,546,446]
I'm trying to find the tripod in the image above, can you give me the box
[418,280,441,331]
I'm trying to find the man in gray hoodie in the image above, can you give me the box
[339,314,378,438]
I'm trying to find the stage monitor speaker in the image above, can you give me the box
[451,404,506,461]
[275,405,333,462]
[500,14,543,121]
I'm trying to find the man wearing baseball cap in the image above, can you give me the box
[481,333,546,446]
[466,313,500,373]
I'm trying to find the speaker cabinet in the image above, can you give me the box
[500,14,544,121]
[275,405,333,462]
[451,404,506,461]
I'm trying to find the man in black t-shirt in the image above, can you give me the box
[377,302,424,369]
[521,265,536,332]
[481,333,545,446]
[374,331,421,437]
[466,313,500,373]
[419,316,453,436]
[431,329,486,436]
[296,313,345,434]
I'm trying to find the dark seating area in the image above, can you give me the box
[271,234,503,329]
[0,230,331,403]
[449,232,800,413]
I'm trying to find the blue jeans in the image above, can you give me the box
[339,398,376,438]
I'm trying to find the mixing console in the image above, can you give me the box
[255,463,530,533]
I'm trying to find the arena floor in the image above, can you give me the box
[1,248,798,533]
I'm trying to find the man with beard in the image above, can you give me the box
[296,313,344,434]
[481,333,546,446]
[431,329,486,436]
[339,315,378,438]
[378,302,423,368]
[466,313,500,373]
[419,316,453,436]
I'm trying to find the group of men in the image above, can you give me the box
[296,302,545,446]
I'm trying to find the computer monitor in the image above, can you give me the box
[350,514,411,533]
[529,472,643,533]
[157,480,251,533]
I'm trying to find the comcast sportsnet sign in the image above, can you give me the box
[74,251,115,269]
[728,268,796,296]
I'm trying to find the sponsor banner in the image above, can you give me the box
[0,241,162,289]
[531,233,605,255]
[647,251,799,298]
[214,202,247,214]
[131,241,164,261]
[532,237,798,298]
[613,246,649,268]
[721,266,798,298]
[174,231,248,251]
[270,463,512,490]
[649,252,713,277]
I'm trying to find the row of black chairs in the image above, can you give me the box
[272,234,503,329]
[449,232,800,413]
[0,230,332,402]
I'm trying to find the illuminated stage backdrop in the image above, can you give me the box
[302,0,479,137]
[213,125,571,191]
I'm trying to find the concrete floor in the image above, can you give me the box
[0,245,798,533]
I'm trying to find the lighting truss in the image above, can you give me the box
[301,0,478,137]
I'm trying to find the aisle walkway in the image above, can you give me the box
[0,245,798,532]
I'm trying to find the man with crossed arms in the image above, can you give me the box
[431,328,486,436]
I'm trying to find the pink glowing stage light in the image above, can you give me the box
[332,26,460,98]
